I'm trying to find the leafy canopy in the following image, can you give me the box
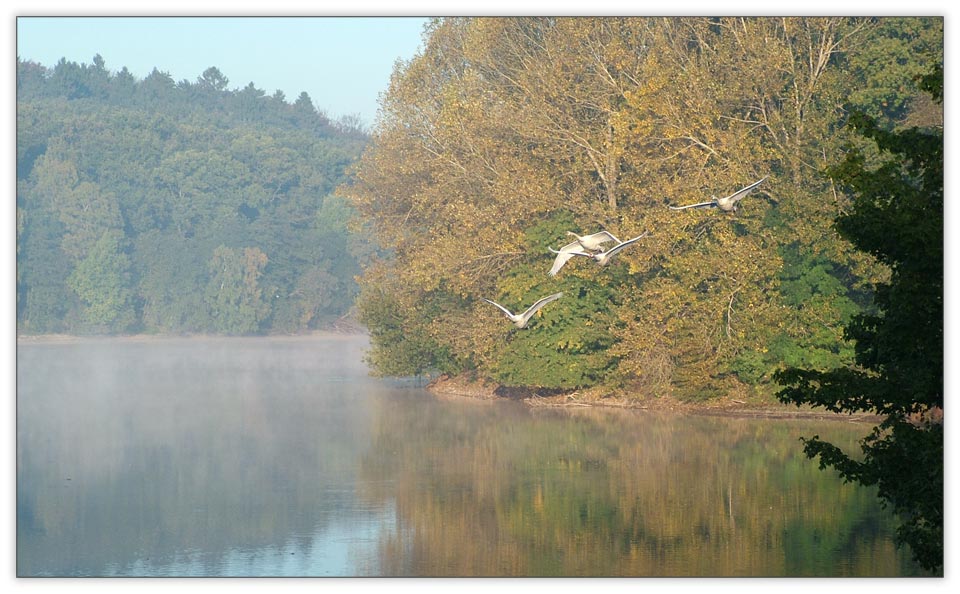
[775,65,943,573]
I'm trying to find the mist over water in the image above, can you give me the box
[17,335,390,576]
[16,336,923,576]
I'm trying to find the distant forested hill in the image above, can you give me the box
[17,56,372,335]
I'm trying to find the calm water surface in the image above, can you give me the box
[17,336,924,576]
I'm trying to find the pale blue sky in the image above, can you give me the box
[16,16,430,128]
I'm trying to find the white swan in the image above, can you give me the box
[549,231,619,276]
[549,232,650,267]
[482,292,564,328]
[668,177,768,212]
[567,230,619,251]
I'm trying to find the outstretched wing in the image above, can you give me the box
[548,244,593,275]
[604,232,649,257]
[580,230,620,246]
[722,176,768,205]
[518,292,564,325]
[548,241,583,276]
[668,200,718,211]
[481,298,515,319]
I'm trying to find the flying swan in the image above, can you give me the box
[668,177,768,213]
[482,292,564,328]
[549,231,619,276]
[567,230,619,251]
[549,232,650,267]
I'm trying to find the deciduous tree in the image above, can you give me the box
[776,66,943,573]
[346,17,933,398]
[66,230,136,332]
[205,245,270,334]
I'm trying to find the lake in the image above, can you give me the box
[16,335,925,577]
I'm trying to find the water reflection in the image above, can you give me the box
[17,337,924,576]
[358,397,921,576]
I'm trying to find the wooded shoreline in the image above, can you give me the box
[425,373,884,423]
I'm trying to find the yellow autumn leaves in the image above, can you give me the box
[342,17,913,397]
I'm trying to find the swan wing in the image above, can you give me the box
[721,176,768,205]
[669,200,718,210]
[580,230,619,248]
[599,230,621,244]
[549,250,577,276]
[604,232,649,256]
[548,241,583,275]
[597,233,646,262]
[549,242,594,274]
[482,298,515,318]
[518,292,564,324]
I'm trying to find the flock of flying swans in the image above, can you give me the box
[548,231,619,276]
[484,177,768,328]
[549,231,650,270]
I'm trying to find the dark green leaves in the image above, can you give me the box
[775,65,942,572]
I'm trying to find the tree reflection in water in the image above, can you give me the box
[358,394,923,577]
[17,337,924,577]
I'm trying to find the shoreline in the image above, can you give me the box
[426,374,884,423]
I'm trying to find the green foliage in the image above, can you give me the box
[844,18,943,125]
[204,246,270,335]
[356,285,458,377]
[16,55,369,336]
[776,65,943,572]
[488,214,624,389]
[132,230,211,333]
[18,210,72,333]
[519,212,579,253]
[66,231,136,332]
[731,243,864,383]
[487,263,621,390]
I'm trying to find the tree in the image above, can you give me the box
[775,65,943,573]
[844,18,943,125]
[138,67,176,105]
[344,17,901,396]
[293,91,315,116]
[235,82,266,122]
[17,207,72,333]
[17,54,368,336]
[204,245,270,334]
[109,66,137,104]
[49,57,91,99]
[16,58,48,101]
[56,179,124,261]
[66,230,136,332]
[133,230,210,333]
[356,281,458,378]
[155,148,252,239]
[197,66,229,92]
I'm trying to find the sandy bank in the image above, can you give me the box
[426,374,884,423]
